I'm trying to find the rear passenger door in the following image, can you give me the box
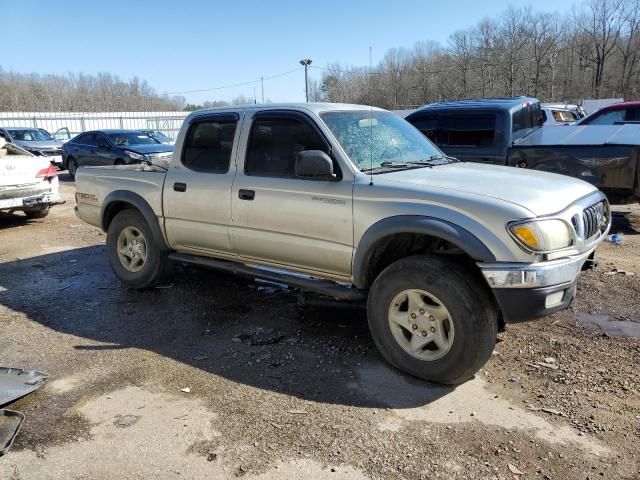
[163,113,241,256]
[230,111,354,279]
[71,133,97,166]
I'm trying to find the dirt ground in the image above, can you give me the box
[0,176,638,480]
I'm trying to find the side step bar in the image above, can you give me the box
[168,252,367,301]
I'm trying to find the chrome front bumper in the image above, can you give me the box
[478,248,595,289]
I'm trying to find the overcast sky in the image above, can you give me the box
[2,0,576,104]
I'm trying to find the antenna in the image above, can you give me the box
[369,45,374,186]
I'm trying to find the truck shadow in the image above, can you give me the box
[611,208,639,235]
[0,246,455,409]
[0,212,32,230]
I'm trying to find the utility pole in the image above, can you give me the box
[299,58,312,102]
[260,77,264,103]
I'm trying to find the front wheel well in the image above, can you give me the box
[359,233,484,289]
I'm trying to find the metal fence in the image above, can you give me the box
[0,111,189,140]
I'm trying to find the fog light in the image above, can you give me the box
[545,291,565,308]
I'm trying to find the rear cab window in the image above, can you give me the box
[182,116,238,173]
[512,101,543,140]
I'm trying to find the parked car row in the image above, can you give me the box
[62,130,174,178]
[0,127,176,175]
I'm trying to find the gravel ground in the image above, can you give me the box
[0,176,638,480]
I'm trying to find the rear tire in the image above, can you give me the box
[24,206,50,219]
[107,209,167,289]
[367,255,497,385]
[66,157,78,178]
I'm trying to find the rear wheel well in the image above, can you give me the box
[102,201,137,231]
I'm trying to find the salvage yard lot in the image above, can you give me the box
[0,177,639,480]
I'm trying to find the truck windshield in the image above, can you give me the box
[6,128,53,141]
[108,132,160,146]
[320,110,447,170]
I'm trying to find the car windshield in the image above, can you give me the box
[147,130,171,142]
[6,128,53,141]
[108,131,160,146]
[320,110,447,170]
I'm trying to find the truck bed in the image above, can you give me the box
[74,165,167,229]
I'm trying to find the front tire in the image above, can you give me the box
[66,157,78,178]
[367,255,497,384]
[106,209,167,289]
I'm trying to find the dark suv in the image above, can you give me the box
[62,129,174,177]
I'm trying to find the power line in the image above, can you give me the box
[165,67,303,95]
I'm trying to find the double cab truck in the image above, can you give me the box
[405,97,640,204]
[74,103,610,384]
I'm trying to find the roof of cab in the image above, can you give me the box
[407,96,539,117]
[189,102,386,118]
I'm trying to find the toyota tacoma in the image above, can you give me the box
[74,103,610,384]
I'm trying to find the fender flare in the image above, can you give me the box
[101,190,169,251]
[352,215,496,288]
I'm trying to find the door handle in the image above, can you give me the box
[173,182,187,192]
[238,189,255,200]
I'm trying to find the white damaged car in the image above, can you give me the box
[0,139,61,219]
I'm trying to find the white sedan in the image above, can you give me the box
[0,140,61,219]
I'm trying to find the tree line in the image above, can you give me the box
[312,0,640,108]
[0,70,187,112]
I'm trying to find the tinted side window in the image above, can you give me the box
[77,133,96,146]
[589,109,625,125]
[182,118,237,173]
[410,115,448,145]
[410,114,496,147]
[626,108,640,121]
[447,115,496,147]
[513,103,543,132]
[245,117,327,177]
[95,134,110,147]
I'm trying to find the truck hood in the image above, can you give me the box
[121,144,174,154]
[380,162,597,217]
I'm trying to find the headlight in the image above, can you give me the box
[508,219,574,252]
[124,150,147,161]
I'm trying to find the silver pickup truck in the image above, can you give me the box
[74,103,610,384]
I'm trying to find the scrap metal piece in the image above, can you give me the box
[0,409,25,456]
[0,368,49,407]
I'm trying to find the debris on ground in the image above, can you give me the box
[507,463,524,475]
[0,367,49,406]
[0,410,24,456]
[607,233,624,245]
[180,387,191,393]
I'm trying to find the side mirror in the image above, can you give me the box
[295,150,335,180]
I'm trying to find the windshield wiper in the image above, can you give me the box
[361,161,431,174]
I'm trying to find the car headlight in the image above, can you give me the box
[508,219,574,252]
[124,150,147,161]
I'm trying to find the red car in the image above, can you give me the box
[578,100,640,125]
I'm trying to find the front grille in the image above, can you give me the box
[582,201,607,239]
[40,149,62,157]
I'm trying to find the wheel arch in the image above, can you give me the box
[101,191,169,251]
[352,216,496,289]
